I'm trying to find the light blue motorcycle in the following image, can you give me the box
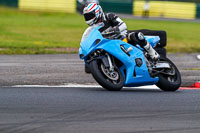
[79,26,181,91]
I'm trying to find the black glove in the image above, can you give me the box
[108,27,120,34]
[103,27,121,39]
[112,27,120,34]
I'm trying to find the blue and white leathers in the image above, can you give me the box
[79,26,160,87]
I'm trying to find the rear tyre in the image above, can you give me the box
[156,57,181,91]
[154,47,167,57]
[89,60,124,91]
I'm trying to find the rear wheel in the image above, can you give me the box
[156,57,181,91]
[89,59,124,91]
[154,47,167,57]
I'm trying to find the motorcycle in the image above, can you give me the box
[79,25,181,91]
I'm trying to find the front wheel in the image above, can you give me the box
[156,57,181,91]
[89,59,124,91]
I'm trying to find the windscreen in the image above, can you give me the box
[81,25,100,43]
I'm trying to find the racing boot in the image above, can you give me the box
[128,32,160,60]
[143,41,160,61]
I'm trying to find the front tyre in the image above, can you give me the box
[156,57,181,91]
[89,60,124,91]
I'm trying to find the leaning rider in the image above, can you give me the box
[83,3,160,60]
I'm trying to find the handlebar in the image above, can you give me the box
[102,31,121,40]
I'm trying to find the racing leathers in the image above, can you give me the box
[98,13,127,39]
[97,13,160,60]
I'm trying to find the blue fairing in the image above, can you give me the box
[145,36,160,48]
[79,27,104,59]
[79,26,159,87]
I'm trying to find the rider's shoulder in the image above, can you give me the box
[105,13,118,20]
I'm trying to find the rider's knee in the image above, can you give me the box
[128,32,147,47]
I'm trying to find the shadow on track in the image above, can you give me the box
[78,87,183,93]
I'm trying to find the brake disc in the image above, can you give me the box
[100,64,119,81]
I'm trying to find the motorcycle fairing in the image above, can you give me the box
[96,40,159,87]
[79,27,159,87]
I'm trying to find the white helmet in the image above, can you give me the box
[83,3,103,26]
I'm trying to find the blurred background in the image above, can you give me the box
[0,0,199,54]
[0,0,199,19]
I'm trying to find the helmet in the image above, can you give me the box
[86,0,99,4]
[83,3,103,26]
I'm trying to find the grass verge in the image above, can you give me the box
[0,6,200,54]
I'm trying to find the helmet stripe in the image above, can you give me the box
[95,9,99,13]
[88,3,96,11]
[96,5,99,11]
[87,3,93,9]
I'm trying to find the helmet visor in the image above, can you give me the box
[84,11,96,21]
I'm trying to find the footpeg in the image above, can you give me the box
[120,45,132,56]
[127,47,133,53]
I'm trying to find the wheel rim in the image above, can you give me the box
[100,63,120,82]
[164,63,178,83]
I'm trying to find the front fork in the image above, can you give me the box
[105,53,114,71]
[87,50,114,72]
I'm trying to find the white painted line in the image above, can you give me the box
[13,84,101,88]
[197,55,200,60]
[12,84,160,90]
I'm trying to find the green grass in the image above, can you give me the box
[0,6,200,54]
[185,68,200,70]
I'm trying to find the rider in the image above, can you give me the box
[83,3,160,60]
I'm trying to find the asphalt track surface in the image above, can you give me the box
[0,86,200,133]
[0,54,200,132]
[0,54,200,86]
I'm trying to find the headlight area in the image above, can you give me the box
[86,49,104,63]
[79,54,84,59]
[86,49,124,70]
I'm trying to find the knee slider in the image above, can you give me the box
[128,32,139,44]
[136,32,145,42]
[128,32,147,46]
